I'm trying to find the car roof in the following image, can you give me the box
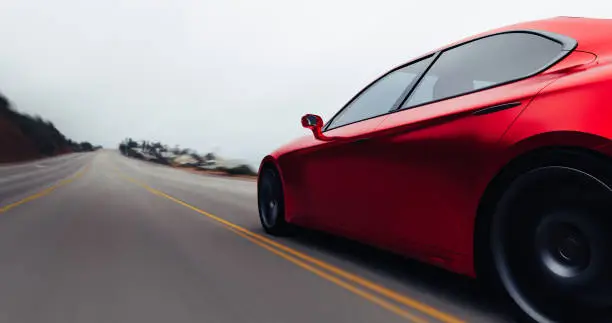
[468,17,612,55]
[405,17,612,65]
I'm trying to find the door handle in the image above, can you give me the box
[472,101,521,116]
[352,137,371,144]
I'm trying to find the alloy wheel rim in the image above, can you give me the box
[492,166,612,323]
[537,221,591,279]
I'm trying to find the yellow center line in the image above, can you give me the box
[227,226,429,323]
[0,166,88,213]
[121,175,466,323]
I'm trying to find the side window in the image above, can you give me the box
[327,55,433,130]
[403,32,564,108]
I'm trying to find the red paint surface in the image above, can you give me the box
[259,17,612,277]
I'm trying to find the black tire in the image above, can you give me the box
[490,150,612,323]
[257,167,294,236]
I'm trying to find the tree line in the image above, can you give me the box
[118,138,215,162]
[118,138,256,176]
[0,92,99,156]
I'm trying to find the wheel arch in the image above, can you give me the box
[258,154,297,223]
[257,155,281,203]
[473,137,612,281]
[258,155,278,174]
[258,155,285,187]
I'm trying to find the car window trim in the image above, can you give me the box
[322,29,577,132]
[390,51,441,111]
[323,54,436,132]
[394,29,577,112]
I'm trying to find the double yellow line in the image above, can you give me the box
[122,176,466,323]
[0,164,465,323]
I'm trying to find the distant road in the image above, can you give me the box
[0,153,91,210]
[0,150,515,323]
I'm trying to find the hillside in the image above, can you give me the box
[0,93,94,163]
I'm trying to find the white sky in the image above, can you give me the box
[0,0,610,166]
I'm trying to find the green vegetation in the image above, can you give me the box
[0,92,99,159]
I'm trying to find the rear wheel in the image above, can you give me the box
[258,167,293,236]
[491,152,612,323]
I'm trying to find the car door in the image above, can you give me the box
[294,55,436,238]
[349,31,593,259]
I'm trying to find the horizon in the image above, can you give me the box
[0,1,609,167]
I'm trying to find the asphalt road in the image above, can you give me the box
[0,150,516,323]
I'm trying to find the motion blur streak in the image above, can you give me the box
[121,175,465,323]
[0,166,87,213]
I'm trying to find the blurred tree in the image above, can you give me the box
[127,138,138,149]
[0,91,99,157]
[80,142,94,151]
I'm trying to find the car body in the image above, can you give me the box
[258,17,612,322]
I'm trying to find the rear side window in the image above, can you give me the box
[403,32,564,108]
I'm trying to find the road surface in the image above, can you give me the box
[0,150,515,323]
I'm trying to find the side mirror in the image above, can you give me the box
[301,114,335,141]
[301,114,323,130]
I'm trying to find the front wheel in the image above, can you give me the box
[258,167,294,236]
[492,164,612,323]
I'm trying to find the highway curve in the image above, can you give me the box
[0,150,515,323]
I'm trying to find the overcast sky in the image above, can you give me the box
[0,1,610,166]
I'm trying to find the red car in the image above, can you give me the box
[257,17,612,323]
